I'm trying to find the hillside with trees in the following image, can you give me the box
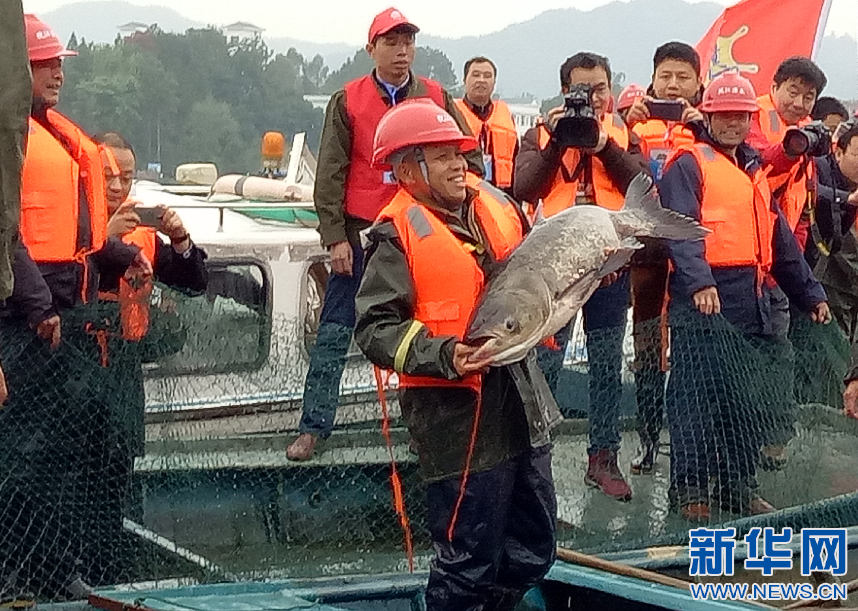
[60,27,324,176]
[58,27,463,176]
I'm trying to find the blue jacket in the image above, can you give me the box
[661,135,826,337]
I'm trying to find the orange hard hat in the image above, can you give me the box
[700,71,759,113]
[617,84,646,111]
[261,131,286,159]
[371,98,477,169]
[25,14,77,62]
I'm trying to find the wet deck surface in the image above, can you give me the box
[137,408,858,580]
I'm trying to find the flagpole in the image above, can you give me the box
[811,0,833,59]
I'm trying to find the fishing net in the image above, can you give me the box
[0,255,856,602]
[551,301,858,556]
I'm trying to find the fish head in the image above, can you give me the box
[465,271,553,367]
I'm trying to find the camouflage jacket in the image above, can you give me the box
[0,1,30,300]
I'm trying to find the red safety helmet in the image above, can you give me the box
[700,71,759,113]
[616,84,646,112]
[25,14,77,62]
[371,99,478,169]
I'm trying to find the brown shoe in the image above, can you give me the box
[749,496,776,515]
[286,433,318,461]
[584,450,633,502]
[680,502,711,522]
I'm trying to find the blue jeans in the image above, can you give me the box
[537,272,629,455]
[666,304,762,510]
[583,272,630,455]
[298,242,364,439]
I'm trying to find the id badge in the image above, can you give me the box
[482,153,493,183]
[649,149,670,183]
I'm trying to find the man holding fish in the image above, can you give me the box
[354,98,561,611]
[355,92,708,608]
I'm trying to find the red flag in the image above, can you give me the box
[696,0,832,93]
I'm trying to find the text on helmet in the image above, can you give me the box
[716,86,748,96]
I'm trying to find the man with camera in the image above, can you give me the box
[621,41,705,477]
[809,120,858,336]
[748,57,828,470]
[749,56,828,242]
[515,51,647,502]
[822,124,858,422]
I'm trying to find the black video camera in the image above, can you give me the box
[554,83,600,149]
[783,120,832,158]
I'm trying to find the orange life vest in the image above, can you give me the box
[21,110,107,268]
[379,174,523,392]
[342,75,445,224]
[454,99,518,188]
[632,119,695,182]
[98,220,157,341]
[754,94,813,232]
[537,112,630,215]
[667,143,776,279]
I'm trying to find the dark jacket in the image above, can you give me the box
[354,189,561,483]
[99,236,208,295]
[661,134,826,337]
[513,119,647,204]
[807,153,858,292]
[8,235,138,326]
[314,71,483,248]
[809,154,858,384]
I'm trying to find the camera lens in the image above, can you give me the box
[783,130,810,157]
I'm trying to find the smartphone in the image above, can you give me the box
[645,99,685,122]
[135,205,164,227]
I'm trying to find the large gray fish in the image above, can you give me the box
[465,173,708,366]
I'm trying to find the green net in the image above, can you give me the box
[0,262,856,602]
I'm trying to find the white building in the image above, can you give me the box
[117,21,149,37]
[223,22,264,42]
[303,94,331,111]
[507,101,541,138]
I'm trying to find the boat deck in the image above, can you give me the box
[135,405,858,580]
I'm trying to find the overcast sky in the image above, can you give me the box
[22,0,857,44]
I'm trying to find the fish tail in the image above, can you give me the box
[613,173,710,241]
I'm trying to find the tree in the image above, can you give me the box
[322,46,458,92]
[612,71,627,96]
[322,49,374,93]
[413,47,457,90]
[303,54,329,93]
[56,25,323,176]
[540,95,563,114]
[180,96,251,173]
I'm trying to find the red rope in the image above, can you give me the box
[373,366,414,573]
[446,387,482,543]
